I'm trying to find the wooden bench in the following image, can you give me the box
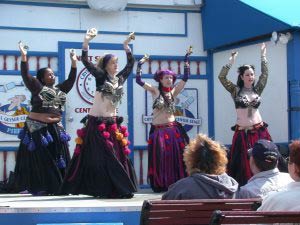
[210,210,300,224]
[140,198,262,225]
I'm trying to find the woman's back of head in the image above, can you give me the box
[184,133,228,176]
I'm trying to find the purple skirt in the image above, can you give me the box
[60,115,137,198]
[148,121,189,192]
[228,122,271,186]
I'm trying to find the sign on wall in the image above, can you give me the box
[0,77,31,141]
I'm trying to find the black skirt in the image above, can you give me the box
[60,115,137,198]
[13,118,71,194]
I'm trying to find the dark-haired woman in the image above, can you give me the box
[13,41,77,195]
[218,43,271,186]
[136,47,192,192]
[60,29,137,198]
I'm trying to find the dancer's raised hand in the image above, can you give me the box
[85,28,98,42]
[229,51,238,65]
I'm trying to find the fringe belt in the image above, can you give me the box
[232,122,266,131]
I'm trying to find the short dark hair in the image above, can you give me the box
[253,158,277,171]
[36,67,50,85]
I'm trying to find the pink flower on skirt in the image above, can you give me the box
[110,123,118,132]
[120,125,127,133]
[98,123,106,131]
[102,131,110,139]
[124,147,131,155]
[74,145,81,156]
[76,128,86,138]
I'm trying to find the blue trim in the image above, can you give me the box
[0,147,18,152]
[207,50,214,137]
[134,145,148,150]
[0,70,57,76]
[0,0,88,8]
[133,74,208,80]
[0,1,200,13]
[0,26,187,37]
[287,31,300,140]
[134,55,207,62]
[38,224,123,225]
[0,50,58,57]
[126,7,200,13]
[184,12,188,36]
[0,211,140,225]
[139,184,151,189]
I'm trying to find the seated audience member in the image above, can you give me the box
[237,139,293,199]
[258,140,300,211]
[162,133,238,200]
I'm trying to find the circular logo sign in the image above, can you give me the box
[76,68,96,105]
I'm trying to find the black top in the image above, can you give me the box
[81,49,135,90]
[21,61,77,116]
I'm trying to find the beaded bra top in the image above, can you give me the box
[153,94,176,114]
[38,86,67,111]
[234,88,261,109]
[96,78,123,107]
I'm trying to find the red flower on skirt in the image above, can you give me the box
[102,131,110,139]
[180,142,185,148]
[98,123,106,131]
[74,145,81,156]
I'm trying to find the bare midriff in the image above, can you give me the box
[89,91,117,117]
[28,112,61,123]
[236,108,262,128]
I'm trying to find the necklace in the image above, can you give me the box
[243,87,253,92]
[162,87,173,92]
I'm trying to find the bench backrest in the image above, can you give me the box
[140,198,262,225]
[210,210,300,225]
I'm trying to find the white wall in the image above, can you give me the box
[214,42,289,145]
[0,4,204,55]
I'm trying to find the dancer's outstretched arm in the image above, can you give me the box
[19,41,42,94]
[218,51,238,95]
[57,49,77,93]
[174,46,193,97]
[136,54,158,95]
[255,43,268,95]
